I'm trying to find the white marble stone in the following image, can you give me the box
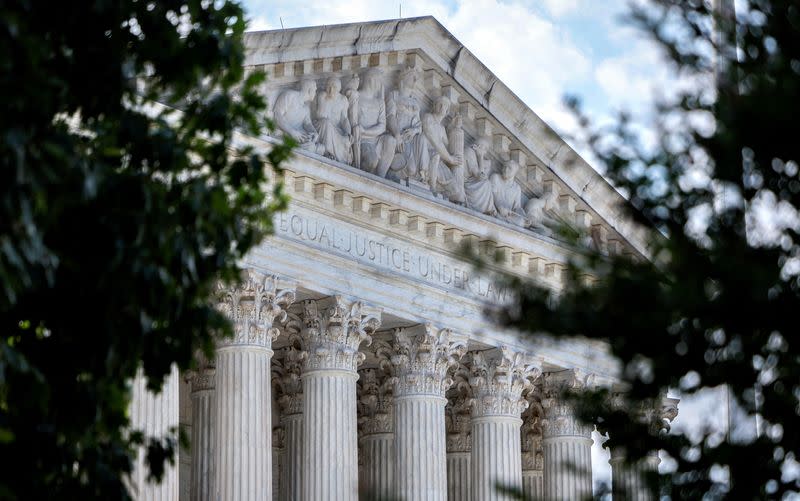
[188,366,215,501]
[391,325,466,501]
[129,366,180,501]
[299,297,380,501]
[214,271,295,500]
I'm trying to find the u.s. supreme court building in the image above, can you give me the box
[129,17,679,501]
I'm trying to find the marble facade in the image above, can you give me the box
[129,17,677,501]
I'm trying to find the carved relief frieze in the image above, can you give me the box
[255,50,635,256]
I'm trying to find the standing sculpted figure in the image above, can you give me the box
[463,136,496,215]
[423,96,465,203]
[355,68,397,175]
[273,79,324,154]
[384,65,428,181]
[344,75,361,169]
[491,159,526,225]
[315,77,352,164]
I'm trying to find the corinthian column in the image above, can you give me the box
[391,324,467,501]
[274,346,306,501]
[187,361,215,501]
[214,271,295,501]
[129,365,180,501]
[300,296,381,501]
[520,395,544,501]
[445,368,472,501]
[541,370,595,501]
[357,361,394,499]
[609,397,679,501]
[469,347,540,501]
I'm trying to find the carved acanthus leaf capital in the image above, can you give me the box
[539,370,595,439]
[273,347,306,416]
[300,296,381,372]
[357,366,394,435]
[445,369,473,452]
[391,324,467,398]
[469,347,541,417]
[216,270,296,349]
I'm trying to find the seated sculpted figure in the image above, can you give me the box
[384,65,428,181]
[315,77,352,164]
[273,79,324,154]
[423,96,465,203]
[355,68,397,176]
[524,189,558,235]
[463,136,496,215]
[491,159,526,226]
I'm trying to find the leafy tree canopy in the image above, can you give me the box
[504,0,800,498]
[0,0,291,498]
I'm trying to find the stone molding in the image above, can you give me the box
[390,324,467,397]
[469,347,541,418]
[216,270,296,349]
[299,296,381,372]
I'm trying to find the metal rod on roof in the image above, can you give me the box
[280,17,284,29]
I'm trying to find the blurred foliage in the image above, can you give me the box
[0,0,292,498]
[502,0,800,499]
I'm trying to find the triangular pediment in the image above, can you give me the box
[243,17,648,260]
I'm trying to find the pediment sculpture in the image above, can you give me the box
[271,63,561,236]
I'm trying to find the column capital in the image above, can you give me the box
[216,270,296,350]
[540,369,595,439]
[390,324,467,398]
[185,355,215,392]
[273,347,306,416]
[300,296,381,372]
[521,396,544,471]
[469,346,541,418]
[445,373,472,453]
[357,364,394,435]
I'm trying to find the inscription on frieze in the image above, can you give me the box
[274,208,510,304]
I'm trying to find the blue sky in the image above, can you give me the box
[241,0,677,145]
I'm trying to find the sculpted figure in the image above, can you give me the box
[423,96,465,203]
[344,75,360,169]
[315,77,352,164]
[274,79,323,153]
[384,66,428,181]
[524,189,558,234]
[491,159,526,225]
[355,68,397,175]
[463,136,496,215]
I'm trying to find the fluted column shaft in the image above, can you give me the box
[447,452,471,501]
[471,416,523,500]
[610,447,660,501]
[395,395,449,500]
[468,348,537,501]
[130,366,180,501]
[541,372,594,501]
[359,432,394,499]
[298,297,380,501]
[188,369,215,501]
[215,345,273,499]
[214,272,295,501]
[391,325,466,501]
[521,469,543,500]
[281,413,303,500]
[302,369,359,500]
